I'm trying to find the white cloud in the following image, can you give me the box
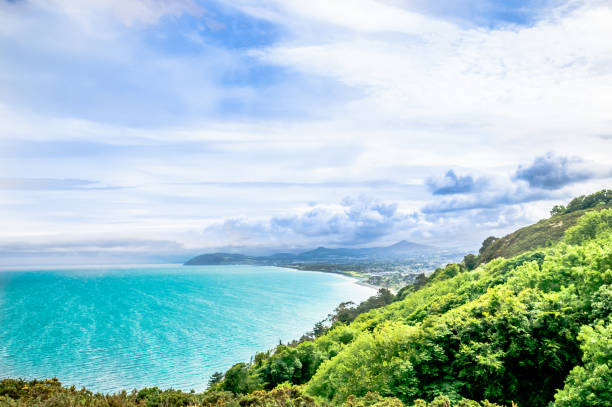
[0,177,100,190]
[31,0,203,27]
[1,0,612,261]
[233,0,456,35]
[249,0,612,137]
[203,196,417,247]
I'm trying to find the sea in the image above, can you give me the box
[0,265,375,393]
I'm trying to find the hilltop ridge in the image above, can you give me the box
[184,240,436,266]
[476,189,612,265]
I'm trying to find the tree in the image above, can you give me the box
[207,372,223,388]
[479,236,498,255]
[564,209,612,244]
[553,322,612,406]
[221,363,260,394]
[262,345,303,387]
[413,273,428,290]
[564,189,612,214]
[550,204,566,216]
[463,254,478,271]
[329,301,356,324]
[311,321,328,338]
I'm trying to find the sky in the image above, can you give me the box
[1,0,611,265]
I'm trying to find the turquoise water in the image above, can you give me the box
[0,265,375,393]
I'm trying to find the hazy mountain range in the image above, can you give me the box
[184,240,438,265]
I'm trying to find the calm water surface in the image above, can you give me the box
[0,265,375,392]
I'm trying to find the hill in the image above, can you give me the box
[184,240,436,265]
[203,194,612,406]
[476,208,593,264]
[477,189,612,265]
[3,191,611,407]
[184,240,453,291]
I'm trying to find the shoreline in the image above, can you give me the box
[354,279,386,292]
[278,264,386,292]
[0,264,377,393]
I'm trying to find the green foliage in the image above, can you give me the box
[428,263,465,284]
[478,237,498,256]
[260,345,304,386]
[330,302,358,324]
[0,378,204,407]
[0,378,514,407]
[136,387,196,407]
[591,284,612,321]
[552,321,612,407]
[220,288,400,392]
[550,204,566,216]
[312,321,328,338]
[462,254,478,271]
[5,193,612,407]
[302,208,612,406]
[552,189,612,216]
[344,392,403,407]
[222,362,262,394]
[328,289,396,326]
[0,379,323,407]
[477,209,589,265]
[395,274,428,301]
[407,396,505,406]
[564,208,612,244]
[233,385,321,407]
[207,371,223,388]
[0,378,64,402]
[476,190,612,266]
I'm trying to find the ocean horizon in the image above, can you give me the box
[0,265,376,393]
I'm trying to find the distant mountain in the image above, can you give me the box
[184,240,435,266]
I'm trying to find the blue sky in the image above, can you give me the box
[1,0,611,265]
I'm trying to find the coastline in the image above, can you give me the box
[354,279,386,292]
[278,264,386,291]
[1,264,375,393]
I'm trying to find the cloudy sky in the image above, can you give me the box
[1,0,611,265]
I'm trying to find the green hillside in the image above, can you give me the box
[476,208,588,264]
[216,205,612,406]
[3,192,611,407]
[477,189,612,265]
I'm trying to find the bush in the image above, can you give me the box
[552,321,612,407]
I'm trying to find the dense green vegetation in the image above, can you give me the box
[3,191,611,407]
[210,203,612,406]
[550,189,612,216]
[476,190,612,265]
[0,378,509,407]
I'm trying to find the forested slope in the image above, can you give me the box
[213,205,612,406]
[477,189,612,264]
[2,193,611,407]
